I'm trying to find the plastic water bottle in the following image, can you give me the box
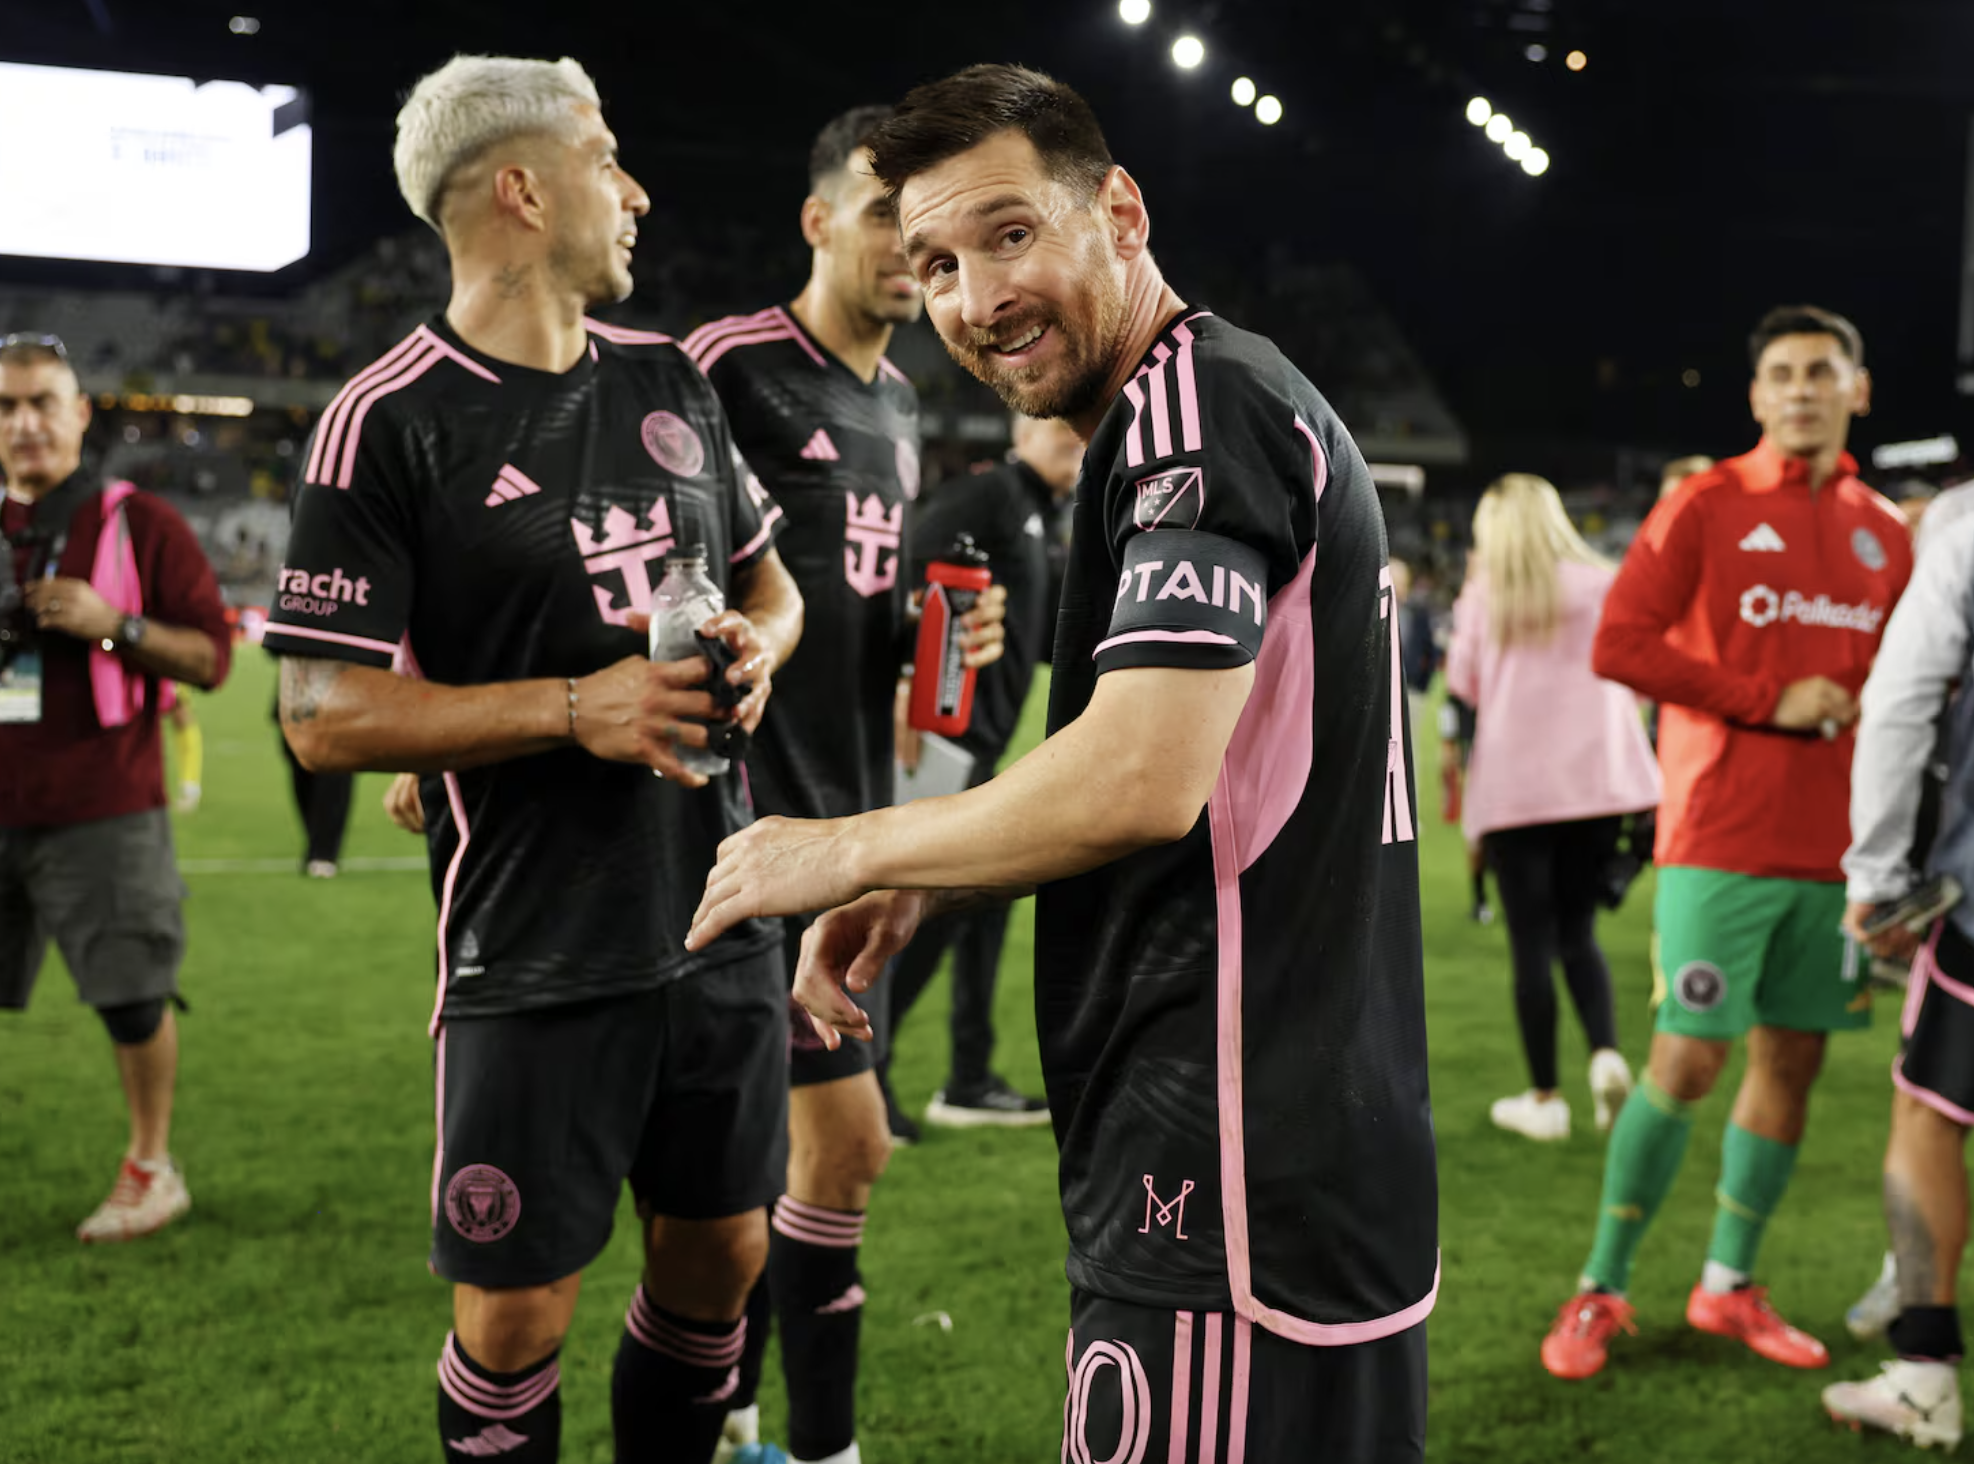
[649,544,730,779]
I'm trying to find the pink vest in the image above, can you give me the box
[88,482,149,729]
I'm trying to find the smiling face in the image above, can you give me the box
[1749,332,1870,460]
[899,130,1129,421]
[812,149,923,328]
[537,102,650,307]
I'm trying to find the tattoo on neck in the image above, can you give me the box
[496,263,531,300]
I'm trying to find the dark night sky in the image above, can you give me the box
[5,0,1973,474]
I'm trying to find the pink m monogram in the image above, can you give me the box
[844,492,902,598]
[573,498,675,626]
[1138,1174,1194,1240]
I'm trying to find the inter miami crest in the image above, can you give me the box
[445,1164,522,1244]
[1132,467,1204,530]
[1674,961,1726,1014]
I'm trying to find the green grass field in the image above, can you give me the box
[0,651,1918,1462]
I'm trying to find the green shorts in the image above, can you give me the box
[1650,865,1870,1039]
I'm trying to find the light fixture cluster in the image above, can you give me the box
[1464,96,1550,176]
[1117,1,1283,127]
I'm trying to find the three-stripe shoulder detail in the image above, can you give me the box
[303,325,500,490]
[682,306,826,374]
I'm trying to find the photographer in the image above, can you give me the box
[0,333,232,1243]
[1823,512,1974,1447]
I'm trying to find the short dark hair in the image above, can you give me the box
[866,64,1113,205]
[809,105,895,193]
[1748,304,1864,370]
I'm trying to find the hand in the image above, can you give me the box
[570,654,722,787]
[961,582,1008,671]
[1845,898,1921,962]
[894,677,920,772]
[1772,675,1858,734]
[383,773,425,834]
[25,577,119,643]
[686,814,867,950]
[697,607,775,734]
[792,891,928,1049]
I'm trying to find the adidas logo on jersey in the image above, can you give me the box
[799,429,840,462]
[1739,522,1787,552]
[485,464,544,508]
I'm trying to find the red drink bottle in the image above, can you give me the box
[908,534,992,736]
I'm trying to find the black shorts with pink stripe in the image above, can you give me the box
[430,949,789,1289]
[1064,1289,1426,1464]
[1897,919,1974,1125]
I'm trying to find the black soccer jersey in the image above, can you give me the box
[263,316,783,1023]
[684,306,920,820]
[909,459,1068,763]
[1037,310,1439,1342]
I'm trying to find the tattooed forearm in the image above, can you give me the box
[1887,1172,1941,1308]
[279,656,346,726]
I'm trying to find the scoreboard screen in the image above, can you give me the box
[0,61,311,273]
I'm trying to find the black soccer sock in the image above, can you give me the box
[612,1285,745,1463]
[436,1332,561,1462]
[770,1196,865,1462]
[729,1273,773,1411]
[1891,1305,1966,1363]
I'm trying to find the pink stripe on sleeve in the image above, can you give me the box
[1172,322,1202,452]
[772,306,828,367]
[1093,629,1241,659]
[334,344,443,488]
[1121,376,1148,468]
[1225,1317,1251,1464]
[694,327,797,375]
[730,506,784,564]
[413,324,502,382]
[1146,343,1174,459]
[307,333,425,485]
[265,623,402,658]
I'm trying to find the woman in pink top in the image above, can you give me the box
[1448,474,1662,1142]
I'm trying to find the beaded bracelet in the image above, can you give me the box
[566,676,580,733]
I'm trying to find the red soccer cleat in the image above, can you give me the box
[1685,1283,1829,1369]
[1541,1291,1637,1380]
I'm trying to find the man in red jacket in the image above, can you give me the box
[1541,305,1912,1379]
[0,334,232,1242]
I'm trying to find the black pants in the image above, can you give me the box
[882,755,1006,1090]
[1481,816,1622,1092]
[279,733,352,866]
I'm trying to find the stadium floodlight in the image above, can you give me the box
[1118,0,1152,24]
[1232,76,1257,107]
[1525,43,1547,62]
[1566,50,1588,71]
[1521,147,1551,176]
[1465,96,1493,126]
[1171,35,1205,69]
[1504,130,1532,161]
[228,14,260,32]
[1255,95,1283,125]
[1484,113,1513,143]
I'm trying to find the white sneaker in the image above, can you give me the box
[1490,1090,1570,1141]
[713,1404,760,1464]
[304,860,339,879]
[1848,1252,1902,1341]
[76,1157,191,1243]
[1588,1049,1634,1134]
[1824,1360,1962,1450]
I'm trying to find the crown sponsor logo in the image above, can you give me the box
[572,498,675,626]
[844,492,903,598]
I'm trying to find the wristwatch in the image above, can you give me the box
[112,614,146,651]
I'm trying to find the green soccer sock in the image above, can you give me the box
[1707,1123,1800,1278]
[1581,1076,1695,1294]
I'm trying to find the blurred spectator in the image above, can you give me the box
[1447,473,1660,1142]
[1659,454,1716,501]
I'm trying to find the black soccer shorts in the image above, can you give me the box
[783,914,889,1088]
[430,947,789,1288]
[1897,919,1974,1126]
[1064,1289,1427,1464]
